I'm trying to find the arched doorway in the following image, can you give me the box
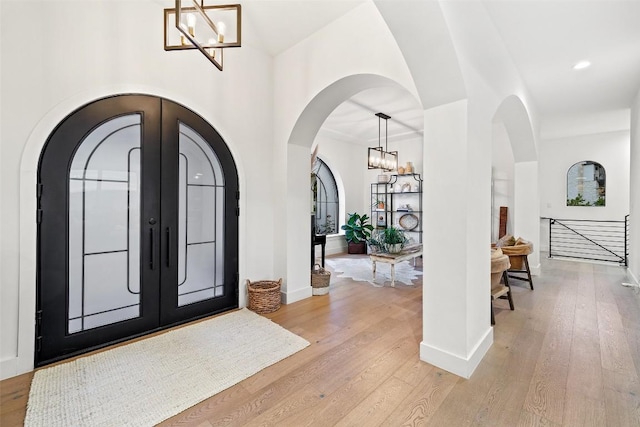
[36,94,239,366]
[492,95,540,274]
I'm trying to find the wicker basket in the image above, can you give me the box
[311,264,331,295]
[246,278,282,314]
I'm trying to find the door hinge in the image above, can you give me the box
[36,336,42,352]
[37,209,43,224]
[236,191,240,200]
[36,183,43,199]
[236,207,240,217]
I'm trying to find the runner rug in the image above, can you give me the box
[24,308,309,427]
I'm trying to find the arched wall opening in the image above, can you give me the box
[280,74,422,303]
[493,95,537,164]
[492,95,540,273]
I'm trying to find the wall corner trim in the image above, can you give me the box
[419,327,493,379]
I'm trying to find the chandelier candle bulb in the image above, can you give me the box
[217,22,226,42]
[187,13,196,36]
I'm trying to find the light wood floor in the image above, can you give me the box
[2,255,640,426]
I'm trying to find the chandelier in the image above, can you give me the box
[164,1,241,71]
[368,112,397,171]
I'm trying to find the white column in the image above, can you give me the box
[420,100,493,378]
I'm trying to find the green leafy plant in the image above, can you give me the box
[367,229,386,253]
[367,227,408,253]
[567,194,591,206]
[340,213,374,243]
[382,226,408,245]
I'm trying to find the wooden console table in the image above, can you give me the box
[369,244,422,287]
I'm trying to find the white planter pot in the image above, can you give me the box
[387,243,402,254]
[312,285,330,295]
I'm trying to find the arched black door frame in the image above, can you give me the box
[36,94,239,366]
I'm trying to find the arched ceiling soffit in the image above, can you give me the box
[494,95,537,163]
[374,0,467,110]
[288,74,412,148]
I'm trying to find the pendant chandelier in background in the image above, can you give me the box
[368,112,397,172]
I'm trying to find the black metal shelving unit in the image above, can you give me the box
[370,173,423,243]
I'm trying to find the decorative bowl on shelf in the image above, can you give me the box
[399,213,419,230]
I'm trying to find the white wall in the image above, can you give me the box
[0,0,275,379]
[314,135,366,227]
[629,90,640,284]
[538,130,631,251]
[313,135,365,256]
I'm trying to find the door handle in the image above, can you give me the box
[166,227,171,267]
[149,228,155,270]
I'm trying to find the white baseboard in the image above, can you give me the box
[281,286,313,305]
[0,357,18,381]
[530,262,541,276]
[419,327,493,379]
[324,235,347,257]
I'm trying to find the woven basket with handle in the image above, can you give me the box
[311,264,330,295]
[246,278,282,314]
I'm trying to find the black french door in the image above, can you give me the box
[36,95,239,366]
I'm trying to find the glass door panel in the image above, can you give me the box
[68,114,142,333]
[177,123,226,306]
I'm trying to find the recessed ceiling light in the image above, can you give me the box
[573,60,591,70]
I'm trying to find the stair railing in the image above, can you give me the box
[545,216,629,266]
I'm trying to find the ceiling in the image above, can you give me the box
[159,0,640,143]
[484,0,640,119]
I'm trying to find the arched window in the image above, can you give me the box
[567,161,606,206]
[312,158,339,234]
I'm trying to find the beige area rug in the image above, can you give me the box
[25,308,309,427]
[326,257,423,287]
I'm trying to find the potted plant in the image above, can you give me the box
[341,213,374,254]
[367,229,386,254]
[381,226,408,253]
[367,227,408,254]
